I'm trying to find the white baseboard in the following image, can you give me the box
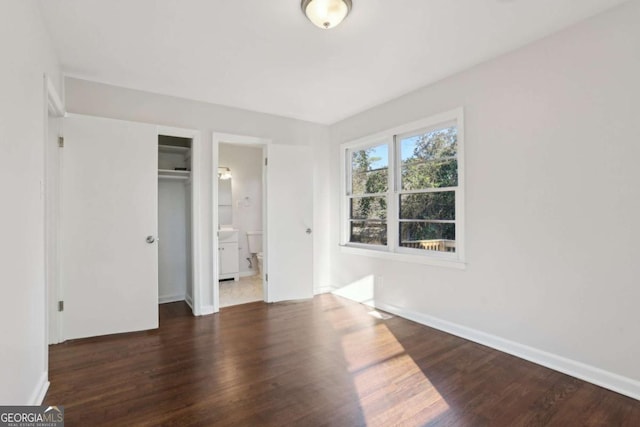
[367,300,640,401]
[29,371,49,405]
[314,286,336,295]
[185,294,193,310]
[239,271,256,278]
[158,294,185,304]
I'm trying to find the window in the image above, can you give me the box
[341,108,464,267]
[347,143,389,245]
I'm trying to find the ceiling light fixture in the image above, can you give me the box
[218,167,232,180]
[301,0,352,30]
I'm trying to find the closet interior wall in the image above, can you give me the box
[158,136,193,305]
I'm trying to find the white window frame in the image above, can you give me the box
[344,136,391,251]
[339,107,465,269]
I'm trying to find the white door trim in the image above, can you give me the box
[212,132,271,313]
[46,75,64,117]
[157,126,205,315]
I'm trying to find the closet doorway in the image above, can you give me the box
[157,127,202,316]
[58,117,205,341]
[215,138,268,309]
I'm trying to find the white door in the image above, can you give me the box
[266,145,314,302]
[60,115,158,340]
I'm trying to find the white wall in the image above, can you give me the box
[328,1,640,398]
[219,144,263,275]
[0,0,61,404]
[65,78,332,306]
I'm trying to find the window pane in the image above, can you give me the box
[350,221,387,245]
[399,191,455,220]
[351,144,388,194]
[399,222,455,253]
[400,126,457,190]
[401,158,457,190]
[350,197,387,220]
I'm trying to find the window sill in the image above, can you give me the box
[339,245,466,270]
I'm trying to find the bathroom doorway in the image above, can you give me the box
[214,136,268,309]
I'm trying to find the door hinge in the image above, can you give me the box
[265,274,268,282]
[58,136,64,148]
[58,301,64,312]
[264,157,268,166]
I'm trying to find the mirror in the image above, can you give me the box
[218,168,232,226]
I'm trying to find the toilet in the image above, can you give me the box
[246,231,263,276]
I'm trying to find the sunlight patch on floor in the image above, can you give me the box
[340,323,405,371]
[340,321,450,425]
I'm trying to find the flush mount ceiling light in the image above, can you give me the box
[301,0,352,29]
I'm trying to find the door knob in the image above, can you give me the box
[306,228,312,234]
[146,236,155,244]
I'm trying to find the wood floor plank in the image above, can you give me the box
[46,295,640,426]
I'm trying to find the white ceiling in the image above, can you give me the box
[39,0,628,124]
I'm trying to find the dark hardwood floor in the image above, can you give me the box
[46,295,640,426]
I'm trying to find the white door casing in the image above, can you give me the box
[60,114,158,340]
[212,132,271,312]
[266,144,314,302]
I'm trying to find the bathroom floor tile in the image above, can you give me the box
[219,275,264,308]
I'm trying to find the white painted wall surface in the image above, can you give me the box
[328,1,640,397]
[219,144,263,275]
[158,179,190,302]
[0,0,61,404]
[64,78,332,305]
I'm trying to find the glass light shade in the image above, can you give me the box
[302,0,352,29]
[218,167,232,180]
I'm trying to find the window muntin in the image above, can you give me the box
[342,111,463,261]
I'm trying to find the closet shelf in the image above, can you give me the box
[158,144,189,155]
[158,169,190,180]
